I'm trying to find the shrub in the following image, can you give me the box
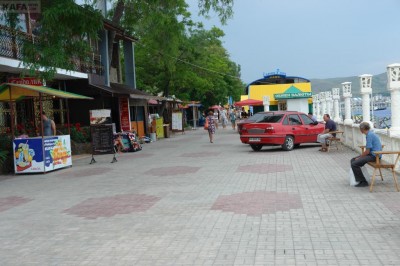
[0,135,13,173]
[60,123,91,143]
[0,150,8,169]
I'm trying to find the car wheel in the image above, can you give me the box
[282,136,294,151]
[250,144,263,151]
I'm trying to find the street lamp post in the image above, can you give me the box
[332,88,341,123]
[319,92,326,117]
[342,82,353,125]
[387,63,400,133]
[359,74,373,128]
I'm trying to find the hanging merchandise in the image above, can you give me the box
[114,131,142,152]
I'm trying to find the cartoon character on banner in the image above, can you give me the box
[15,142,35,171]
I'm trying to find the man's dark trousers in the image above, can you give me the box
[351,155,375,182]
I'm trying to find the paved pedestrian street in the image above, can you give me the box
[1,128,400,266]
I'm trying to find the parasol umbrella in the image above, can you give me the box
[234,99,263,107]
[210,105,223,110]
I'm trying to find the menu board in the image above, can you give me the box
[90,124,114,155]
[172,112,184,132]
[90,109,112,125]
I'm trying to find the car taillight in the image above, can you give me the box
[265,126,274,133]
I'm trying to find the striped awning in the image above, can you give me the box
[0,83,93,101]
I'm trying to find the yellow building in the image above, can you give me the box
[245,70,313,114]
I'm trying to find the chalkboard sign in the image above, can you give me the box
[90,124,114,155]
[172,112,184,132]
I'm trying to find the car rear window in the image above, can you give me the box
[247,113,268,122]
[258,114,284,123]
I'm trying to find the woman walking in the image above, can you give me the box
[205,111,216,143]
[229,109,237,130]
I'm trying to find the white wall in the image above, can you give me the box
[338,123,400,170]
[287,98,309,113]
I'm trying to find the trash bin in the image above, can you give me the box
[163,124,170,138]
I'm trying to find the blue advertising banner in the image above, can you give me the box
[13,138,44,173]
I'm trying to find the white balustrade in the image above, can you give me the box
[312,94,317,117]
[319,92,326,116]
[315,94,321,121]
[325,91,333,117]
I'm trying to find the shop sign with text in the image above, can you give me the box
[119,98,131,131]
[8,77,43,86]
[274,92,312,99]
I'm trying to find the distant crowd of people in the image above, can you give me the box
[203,107,249,143]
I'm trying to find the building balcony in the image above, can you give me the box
[0,24,103,76]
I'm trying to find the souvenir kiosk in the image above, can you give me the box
[0,83,93,174]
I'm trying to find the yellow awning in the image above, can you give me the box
[0,83,93,101]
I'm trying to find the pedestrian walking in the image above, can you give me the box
[205,111,216,143]
[221,108,228,129]
[229,109,237,130]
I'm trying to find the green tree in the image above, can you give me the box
[14,0,243,105]
[103,0,233,77]
[15,0,234,81]
[114,0,243,121]
[122,0,189,97]
[21,0,103,80]
[170,26,244,107]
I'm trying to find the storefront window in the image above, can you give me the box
[278,101,287,111]
[130,106,144,121]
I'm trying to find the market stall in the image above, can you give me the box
[0,83,93,174]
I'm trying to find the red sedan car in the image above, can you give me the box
[239,111,325,151]
[237,112,274,134]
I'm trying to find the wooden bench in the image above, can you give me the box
[326,131,344,152]
[360,146,400,192]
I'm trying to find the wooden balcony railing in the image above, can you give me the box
[0,24,103,75]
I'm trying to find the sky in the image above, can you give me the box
[187,0,400,84]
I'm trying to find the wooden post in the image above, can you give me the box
[9,85,15,139]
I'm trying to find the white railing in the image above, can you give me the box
[338,123,400,170]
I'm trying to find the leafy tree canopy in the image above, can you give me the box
[113,0,244,107]
[5,0,244,108]
[21,0,103,80]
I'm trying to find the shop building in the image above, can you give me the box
[245,70,313,114]
[0,20,97,135]
[0,5,162,139]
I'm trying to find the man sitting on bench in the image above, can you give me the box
[317,114,337,152]
[350,122,382,187]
